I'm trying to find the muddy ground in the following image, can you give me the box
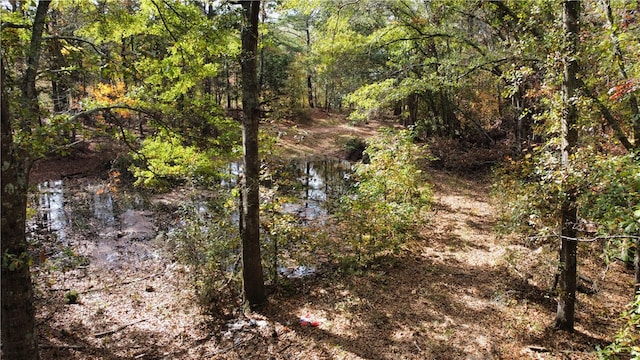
[31,110,633,359]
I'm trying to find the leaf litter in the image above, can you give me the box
[33,111,631,359]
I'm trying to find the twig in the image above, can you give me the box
[49,272,160,294]
[81,272,161,294]
[39,344,85,350]
[528,345,550,353]
[601,262,610,281]
[94,318,148,338]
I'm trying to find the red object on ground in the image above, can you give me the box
[299,315,319,327]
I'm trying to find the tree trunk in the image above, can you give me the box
[555,0,580,332]
[19,0,49,129]
[635,237,640,295]
[239,0,266,310]
[2,2,50,357]
[1,57,40,360]
[50,38,70,114]
[226,58,232,109]
[306,17,314,108]
[307,75,314,109]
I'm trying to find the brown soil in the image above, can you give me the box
[33,111,631,359]
[263,109,402,159]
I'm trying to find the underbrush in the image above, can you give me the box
[493,147,640,358]
[164,190,242,318]
[165,128,433,314]
[428,136,515,173]
[333,128,432,269]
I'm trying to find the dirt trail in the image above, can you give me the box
[34,112,630,359]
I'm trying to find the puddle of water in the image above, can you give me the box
[282,159,352,221]
[92,189,115,225]
[278,265,317,278]
[33,180,67,243]
[30,158,353,277]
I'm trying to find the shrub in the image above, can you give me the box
[335,128,432,267]
[599,294,640,359]
[166,190,241,317]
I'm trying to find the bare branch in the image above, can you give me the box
[1,22,30,30]
[43,35,106,57]
[68,105,155,123]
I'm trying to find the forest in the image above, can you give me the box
[2,0,640,359]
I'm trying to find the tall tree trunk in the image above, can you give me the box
[226,58,232,109]
[306,17,314,108]
[2,2,50,357]
[555,0,580,332]
[50,38,70,114]
[635,237,640,295]
[239,0,266,310]
[1,59,40,360]
[19,0,48,129]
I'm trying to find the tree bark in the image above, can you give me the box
[1,58,40,360]
[239,0,266,310]
[555,0,580,332]
[19,0,49,129]
[2,2,50,358]
[635,237,640,295]
[306,17,314,108]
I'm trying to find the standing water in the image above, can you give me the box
[29,158,353,275]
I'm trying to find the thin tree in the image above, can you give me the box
[1,1,51,358]
[555,0,580,332]
[238,0,267,309]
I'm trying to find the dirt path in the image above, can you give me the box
[251,170,611,360]
[35,113,631,359]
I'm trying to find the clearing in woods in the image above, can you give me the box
[34,110,631,359]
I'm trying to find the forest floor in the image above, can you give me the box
[32,109,634,359]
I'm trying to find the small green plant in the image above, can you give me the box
[599,294,640,359]
[2,251,33,271]
[64,290,79,305]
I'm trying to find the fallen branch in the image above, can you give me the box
[39,344,85,350]
[94,318,148,338]
[49,272,161,294]
[528,345,550,353]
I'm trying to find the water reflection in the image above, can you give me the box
[30,158,353,276]
[289,159,352,221]
[222,159,352,221]
[34,180,67,242]
[89,186,115,224]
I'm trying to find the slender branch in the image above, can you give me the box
[1,22,30,30]
[39,344,85,350]
[68,105,155,123]
[149,0,179,43]
[579,80,634,151]
[43,35,106,57]
[94,318,148,338]
[49,272,161,293]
